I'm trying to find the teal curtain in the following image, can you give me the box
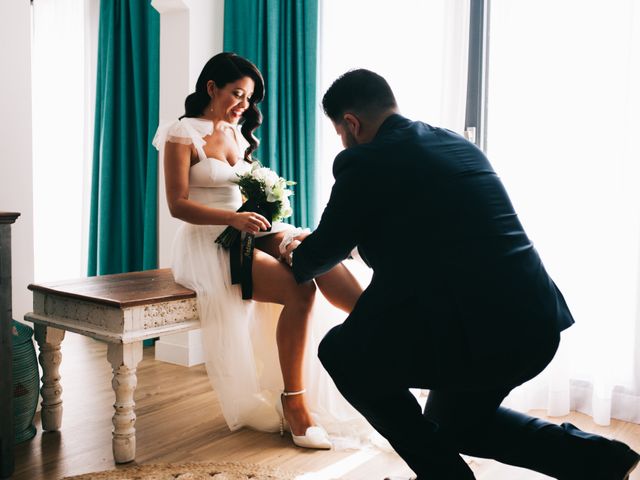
[88,0,159,276]
[224,0,319,228]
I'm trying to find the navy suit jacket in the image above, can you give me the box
[292,114,574,389]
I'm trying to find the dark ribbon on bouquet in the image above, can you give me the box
[220,200,272,300]
[229,232,256,299]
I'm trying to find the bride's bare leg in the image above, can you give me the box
[315,265,363,313]
[256,233,364,313]
[251,248,316,436]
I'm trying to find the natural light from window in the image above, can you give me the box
[31,0,95,282]
[487,0,640,422]
[318,0,470,212]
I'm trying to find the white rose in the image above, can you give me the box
[264,171,280,188]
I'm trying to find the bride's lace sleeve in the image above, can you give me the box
[152,118,213,157]
[152,120,191,151]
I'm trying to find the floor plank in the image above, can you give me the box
[11,333,640,480]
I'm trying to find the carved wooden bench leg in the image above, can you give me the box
[34,324,65,431]
[107,342,142,464]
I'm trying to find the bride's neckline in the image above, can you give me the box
[191,156,244,170]
[187,117,243,169]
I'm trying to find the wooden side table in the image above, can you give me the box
[0,212,20,479]
[25,269,199,463]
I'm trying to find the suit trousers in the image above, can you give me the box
[318,324,621,479]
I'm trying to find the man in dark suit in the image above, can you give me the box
[284,69,639,479]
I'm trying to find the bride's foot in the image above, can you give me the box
[277,389,332,450]
[281,390,314,435]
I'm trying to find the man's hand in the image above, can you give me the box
[278,228,311,266]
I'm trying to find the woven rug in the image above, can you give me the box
[62,461,300,480]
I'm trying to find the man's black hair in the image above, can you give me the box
[322,69,397,122]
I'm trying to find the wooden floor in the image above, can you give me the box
[11,333,640,480]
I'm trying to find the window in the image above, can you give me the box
[486,0,640,423]
[318,0,471,209]
[31,0,98,281]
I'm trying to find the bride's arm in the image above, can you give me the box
[164,141,270,233]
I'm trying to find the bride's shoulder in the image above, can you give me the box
[180,117,214,138]
[152,117,213,150]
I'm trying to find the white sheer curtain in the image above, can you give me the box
[317,0,470,211]
[487,0,640,425]
[31,0,98,282]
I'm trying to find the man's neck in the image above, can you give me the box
[361,109,399,144]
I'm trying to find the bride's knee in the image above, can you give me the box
[299,280,316,303]
[285,280,316,307]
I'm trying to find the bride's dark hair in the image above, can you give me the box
[181,52,265,161]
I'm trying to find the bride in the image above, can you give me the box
[153,52,372,450]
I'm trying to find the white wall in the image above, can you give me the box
[155,1,190,269]
[187,0,225,88]
[151,0,224,366]
[0,0,34,324]
[153,0,225,269]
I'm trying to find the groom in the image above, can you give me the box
[285,69,639,479]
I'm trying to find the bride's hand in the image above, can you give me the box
[231,212,271,234]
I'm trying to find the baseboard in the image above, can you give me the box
[154,330,204,367]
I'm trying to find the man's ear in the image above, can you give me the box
[343,113,361,137]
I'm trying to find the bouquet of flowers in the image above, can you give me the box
[215,162,295,248]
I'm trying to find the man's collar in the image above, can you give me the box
[374,113,410,140]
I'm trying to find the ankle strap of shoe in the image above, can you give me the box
[282,389,306,396]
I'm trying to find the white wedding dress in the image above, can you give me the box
[153,117,376,448]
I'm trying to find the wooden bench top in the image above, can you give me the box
[28,268,196,309]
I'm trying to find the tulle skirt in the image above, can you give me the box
[171,221,377,448]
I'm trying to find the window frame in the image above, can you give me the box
[464,0,490,151]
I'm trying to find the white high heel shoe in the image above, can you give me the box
[276,389,332,450]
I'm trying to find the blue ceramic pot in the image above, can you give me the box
[12,320,39,443]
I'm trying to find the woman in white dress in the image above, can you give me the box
[153,52,371,449]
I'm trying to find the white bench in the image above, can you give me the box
[25,269,199,463]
